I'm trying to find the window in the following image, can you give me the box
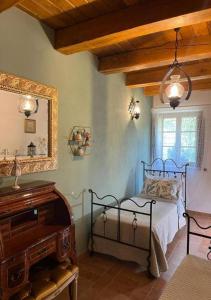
[152,112,204,167]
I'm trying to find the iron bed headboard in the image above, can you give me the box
[141,158,189,210]
[183,213,211,260]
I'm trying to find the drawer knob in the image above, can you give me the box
[38,248,47,255]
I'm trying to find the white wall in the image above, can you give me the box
[153,91,211,214]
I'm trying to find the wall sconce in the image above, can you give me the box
[128,97,140,120]
[18,95,39,118]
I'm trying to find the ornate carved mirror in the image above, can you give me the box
[0,71,58,175]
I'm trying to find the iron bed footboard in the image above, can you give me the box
[89,189,156,275]
[183,212,211,260]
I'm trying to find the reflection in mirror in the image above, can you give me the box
[0,89,49,161]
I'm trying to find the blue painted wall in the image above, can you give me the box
[0,8,152,253]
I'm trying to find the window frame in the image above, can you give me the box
[154,112,201,167]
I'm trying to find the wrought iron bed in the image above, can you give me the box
[89,158,189,276]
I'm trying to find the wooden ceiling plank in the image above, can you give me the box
[17,0,69,28]
[179,25,195,40]
[126,61,211,87]
[92,44,123,57]
[55,0,211,54]
[101,0,126,11]
[144,79,211,95]
[47,0,79,25]
[127,32,164,50]
[17,2,48,19]
[122,0,139,5]
[99,36,211,74]
[68,0,101,19]
[193,22,209,36]
[206,21,211,35]
[47,0,84,24]
[37,0,77,25]
[0,0,20,12]
[86,0,112,15]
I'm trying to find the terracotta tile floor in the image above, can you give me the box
[77,212,211,300]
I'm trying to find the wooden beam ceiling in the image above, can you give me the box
[144,78,211,96]
[126,61,211,88]
[13,1,211,93]
[0,0,20,12]
[99,36,211,74]
[55,0,211,54]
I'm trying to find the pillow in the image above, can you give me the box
[140,177,181,202]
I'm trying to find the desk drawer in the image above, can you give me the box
[0,254,27,291]
[28,237,56,265]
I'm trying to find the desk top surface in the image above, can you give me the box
[0,181,55,197]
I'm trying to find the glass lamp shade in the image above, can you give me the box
[164,75,185,108]
[18,95,37,118]
[129,98,141,120]
[133,102,141,119]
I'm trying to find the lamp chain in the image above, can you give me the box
[174,28,180,64]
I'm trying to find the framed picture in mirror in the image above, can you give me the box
[24,119,36,134]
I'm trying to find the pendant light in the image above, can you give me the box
[160,28,192,109]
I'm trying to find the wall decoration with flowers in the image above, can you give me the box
[68,126,92,157]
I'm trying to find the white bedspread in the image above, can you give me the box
[91,196,186,277]
[159,255,211,300]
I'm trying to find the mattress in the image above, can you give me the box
[91,196,186,277]
[159,255,211,300]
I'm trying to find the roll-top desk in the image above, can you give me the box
[0,181,78,300]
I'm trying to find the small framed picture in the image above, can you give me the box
[24,119,36,134]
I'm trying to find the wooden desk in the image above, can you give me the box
[0,181,77,300]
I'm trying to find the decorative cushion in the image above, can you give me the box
[13,261,78,300]
[31,280,57,300]
[51,267,73,287]
[140,177,181,202]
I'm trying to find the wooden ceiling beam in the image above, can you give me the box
[55,0,211,54]
[0,0,21,12]
[126,61,211,88]
[144,79,211,96]
[99,36,211,74]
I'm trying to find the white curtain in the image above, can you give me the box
[196,111,204,168]
[151,113,162,160]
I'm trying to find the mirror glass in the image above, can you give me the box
[0,89,49,160]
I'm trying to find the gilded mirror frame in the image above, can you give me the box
[0,71,58,176]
